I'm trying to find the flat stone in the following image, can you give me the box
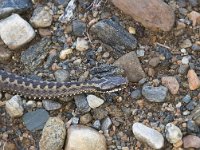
[183,135,200,148]
[80,113,93,124]
[165,123,182,144]
[54,69,70,82]
[0,0,32,19]
[42,100,62,111]
[187,69,200,90]
[0,14,35,49]
[90,19,137,52]
[161,76,179,94]
[101,117,112,131]
[21,38,51,71]
[39,117,66,150]
[5,95,24,118]
[132,122,164,149]
[142,85,168,102]
[74,94,91,114]
[111,0,175,31]
[72,20,86,36]
[187,11,200,26]
[30,5,53,28]
[87,95,104,109]
[23,109,49,131]
[65,125,107,150]
[114,51,145,82]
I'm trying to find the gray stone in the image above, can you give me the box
[101,117,112,131]
[42,100,62,111]
[23,109,49,131]
[74,94,91,114]
[114,51,145,82]
[72,20,86,36]
[90,19,137,52]
[93,120,101,130]
[132,122,164,149]
[54,69,70,82]
[39,117,66,150]
[0,14,35,49]
[30,5,53,28]
[165,123,182,144]
[71,117,79,125]
[182,94,191,103]
[187,120,200,133]
[131,89,142,100]
[190,106,200,126]
[54,0,70,6]
[0,47,12,63]
[87,95,104,109]
[21,38,51,71]
[178,64,189,74]
[5,95,24,118]
[0,0,32,19]
[65,125,107,150]
[142,85,168,102]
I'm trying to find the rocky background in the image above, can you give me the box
[1,0,200,149]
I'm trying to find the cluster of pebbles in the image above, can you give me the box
[1,0,200,149]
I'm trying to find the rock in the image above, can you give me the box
[149,57,160,67]
[131,89,142,100]
[165,123,182,144]
[190,106,200,125]
[180,39,192,48]
[60,48,73,59]
[0,14,35,49]
[39,117,66,150]
[0,47,12,63]
[93,120,101,130]
[114,51,145,82]
[5,95,24,118]
[186,101,196,111]
[30,5,53,28]
[156,45,172,60]
[72,20,86,36]
[182,94,191,103]
[187,11,200,26]
[54,0,70,6]
[42,100,62,111]
[93,108,108,120]
[90,19,137,52]
[21,38,51,71]
[59,0,77,23]
[178,64,189,74]
[161,76,179,94]
[187,69,200,90]
[142,85,168,102]
[132,122,164,149]
[80,113,93,124]
[101,117,112,131]
[87,95,104,109]
[182,56,190,64]
[111,0,175,31]
[187,120,200,133]
[0,0,32,19]
[183,135,200,148]
[74,94,91,114]
[38,28,52,37]
[65,125,107,150]
[54,69,70,82]
[76,37,89,51]
[23,109,49,131]
[71,117,79,125]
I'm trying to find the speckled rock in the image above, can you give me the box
[132,122,164,149]
[165,123,182,144]
[74,94,91,114]
[161,76,179,94]
[111,0,175,31]
[76,37,89,51]
[5,95,24,118]
[114,51,145,82]
[65,125,107,150]
[0,47,12,63]
[42,100,62,111]
[142,85,168,102]
[0,14,35,49]
[72,20,86,36]
[39,117,66,150]
[183,135,200,148]
[30,5,53,28]
[54,69,70,82]
[190,106,200,126]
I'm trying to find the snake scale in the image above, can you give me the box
[0,69,128,99]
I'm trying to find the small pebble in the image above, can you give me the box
[187,69,200,90]
[165,123,182,144]
[87,95,104,109]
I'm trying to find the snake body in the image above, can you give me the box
[0,70,127,99]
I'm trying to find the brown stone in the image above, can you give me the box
[187,11,200,26]
[187,69,200,90]
[114,51,145,82]
[38,28,52,37]
[161,76,179,94]
[111,0,175,31]
[183,135,200,148]
[0,46,12,63]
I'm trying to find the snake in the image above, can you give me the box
[0,69,128,99]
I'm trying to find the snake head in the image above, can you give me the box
[98,76,128,92]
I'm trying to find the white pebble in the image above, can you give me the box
[87,95,104,109]
[165,123,182,144]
